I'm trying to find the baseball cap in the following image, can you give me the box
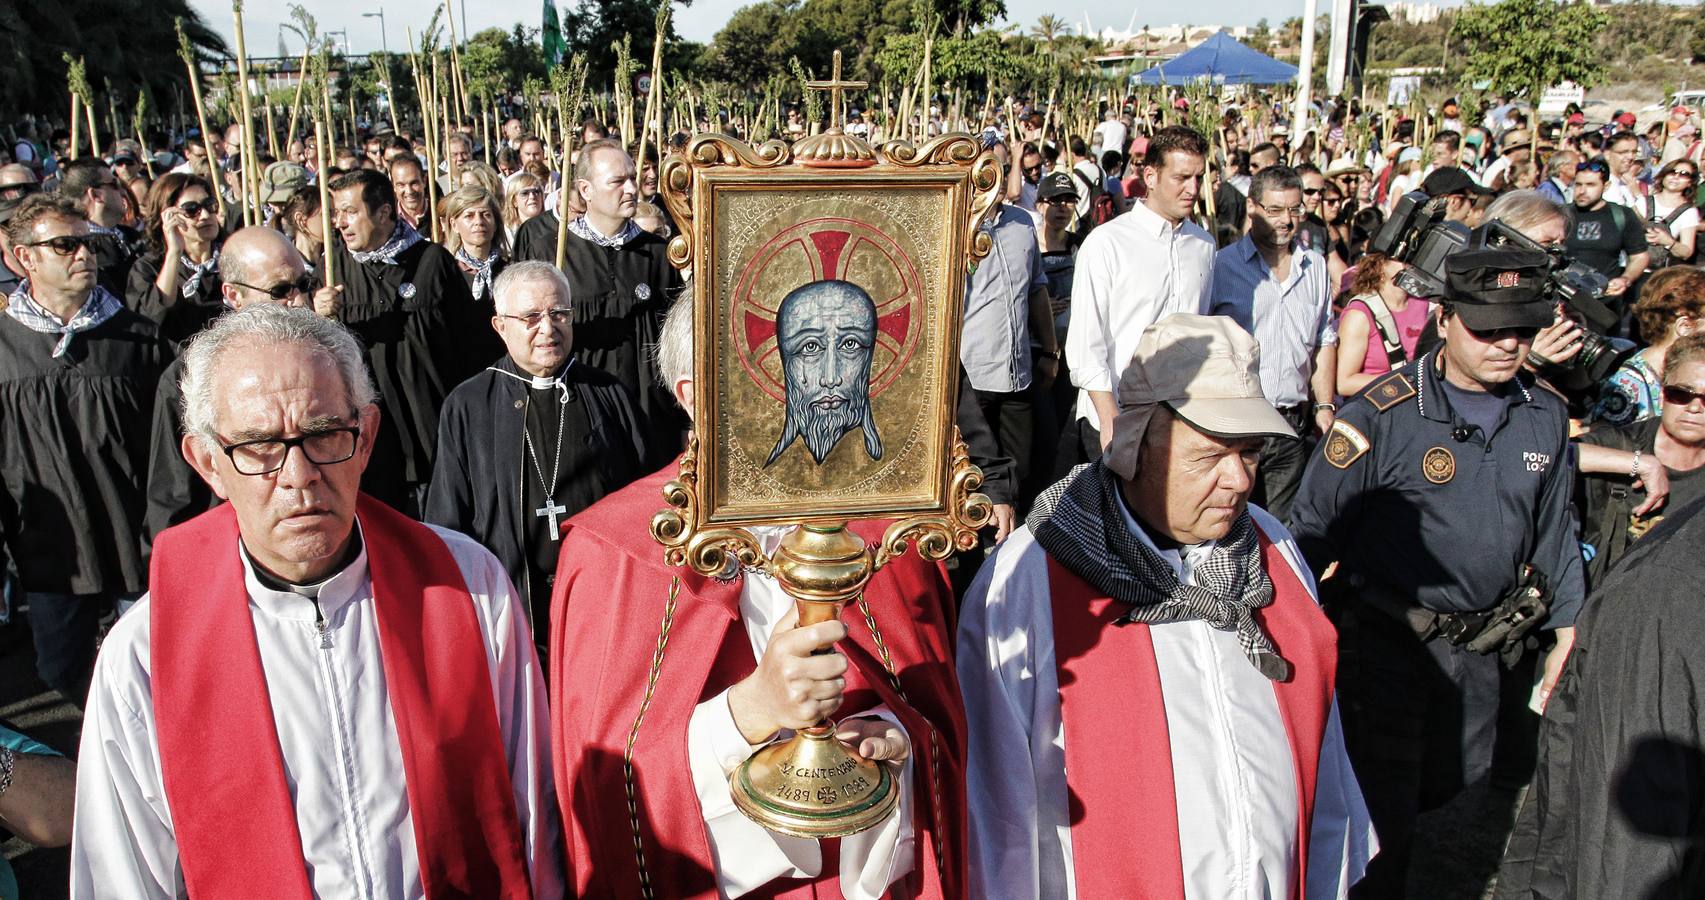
[260,161,310,204]
[1037,172,1079,203]
[1420,167,1492,198]
[1566,112,1586,126]
[1104,314,1296,480]
[1614,111,1637,128]
[1443,248,1553,332]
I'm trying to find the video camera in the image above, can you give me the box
[1370,191,1634,390]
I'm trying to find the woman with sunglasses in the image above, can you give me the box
[1642,159,1699,269]
[1593,266,1705,426]
[501,172,546,245]
[126,173,226,345]
[1575,331,1705,581]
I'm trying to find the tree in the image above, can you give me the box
[563,0,694,85]
[462,26,548,101]
[0,0,227,120]
[1452,0,1608,178]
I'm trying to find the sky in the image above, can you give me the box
[186,0,1477,58]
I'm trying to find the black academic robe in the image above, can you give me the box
[332,235,494,491]
[1498,496,1705,899]
[142,356,212,552]
[455,253,509,365]
[124,250,225,346]
[423,356,646,621]
[89,226,142,301]
[510,211,560,266]
[511,218,684,463]
[0,308,171,594]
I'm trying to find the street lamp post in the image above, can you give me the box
[363,10,393,133]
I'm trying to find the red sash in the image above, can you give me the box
[1048,528,1336,900]
[151,496,531,899]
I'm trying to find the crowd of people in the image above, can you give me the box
[0,81,1703,900]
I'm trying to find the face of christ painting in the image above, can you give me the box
[766,279,884,467]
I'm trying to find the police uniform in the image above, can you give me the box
[1289,249,1586,898]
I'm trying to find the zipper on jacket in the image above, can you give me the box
[311,596,332,649]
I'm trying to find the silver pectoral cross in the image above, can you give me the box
[536,499,568,540]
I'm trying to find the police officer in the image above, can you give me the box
[1290,247,1586,898]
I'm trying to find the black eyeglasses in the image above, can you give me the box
[1666,169,1699,182]
[1302,187,1324,196]
[497,307,573,329]
[177,199,218,218]
[228,275,313,300]
[1323,196,1344,204]
[25,234,99,256]
[220,426,360,476]
[517,188,543,199]
[1576,160,1611,176]
[1662,384,1705,407]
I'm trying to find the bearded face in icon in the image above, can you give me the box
[766,279,884,466]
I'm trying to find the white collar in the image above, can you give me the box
[1112,488,1218,580]
[238,521,370,623]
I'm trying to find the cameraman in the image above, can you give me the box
[1291,248,1585,898]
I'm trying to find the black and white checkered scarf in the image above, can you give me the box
[5,282,125,358]
[568,215,642,248]
[1028,461,1291,681]
[350,220,423,267]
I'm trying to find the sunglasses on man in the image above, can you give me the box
[228,275,314,300]
[25,234,100,256]
[1662,384,1705,408]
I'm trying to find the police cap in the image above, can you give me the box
[1443,248,1553,331]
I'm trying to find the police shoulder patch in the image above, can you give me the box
[1364,371,1417,412]
[1323,419,1371,469]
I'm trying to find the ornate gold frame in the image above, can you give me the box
[643,76,998,838]
[650,128,1001,580]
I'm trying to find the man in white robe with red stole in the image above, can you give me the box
[547,292,968,899]
[959,314,1377,900]
[70,304,562,899]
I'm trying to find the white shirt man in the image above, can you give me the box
[961,314,1376,900]
[71,305,560,899]
[1065,127,1216,449]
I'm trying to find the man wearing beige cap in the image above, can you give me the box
[259,161,309,227]
[959,313,1376,899]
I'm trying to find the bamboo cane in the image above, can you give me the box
[134,92,156,179]
[444,1,470,121]
[315,119,338,292]
[84,99,100,161]
[263,93,280,159]
[233,0,260,226]
[286,45,313,154]
[554,56,588,271]
[481,94,492,164]
[176,20,225,224]
[639,3,670,169]
[69,91,80,161]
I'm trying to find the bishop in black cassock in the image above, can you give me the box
[327,169,490,513]
[426,260,646,661]
[510,140,684,463]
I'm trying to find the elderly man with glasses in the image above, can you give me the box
[0,192,171,706]
[425,260,647,665]
[72,303,561,899]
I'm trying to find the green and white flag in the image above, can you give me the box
[543,1,566,70]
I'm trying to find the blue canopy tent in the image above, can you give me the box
[1131,32,1299,86]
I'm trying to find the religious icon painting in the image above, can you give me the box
[656,127,1001,532]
